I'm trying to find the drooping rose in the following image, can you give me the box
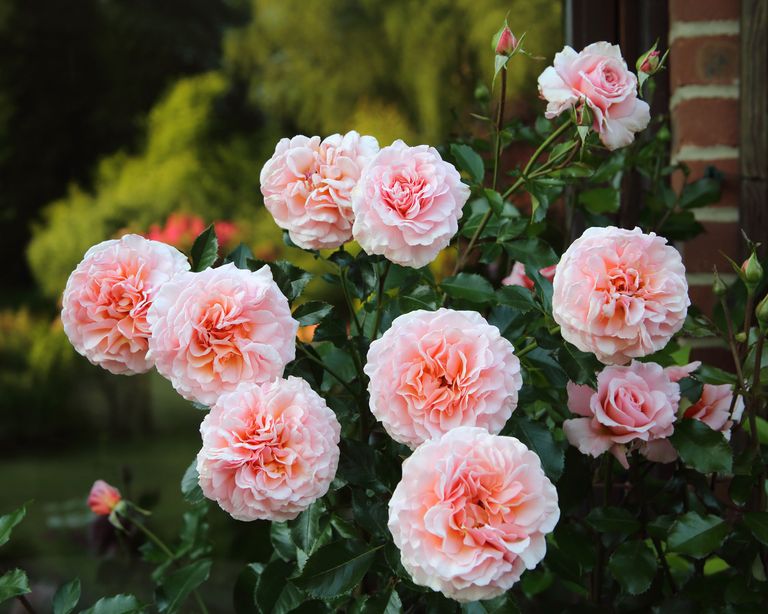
[88,480,122,516]
[563,360,680,468]
[684,384,744,440]
[260,132,379,250]
[501,262,556,289]
[388,427,559,602]
[147,263,298,406]
[352,140,470,268]
[537,42,650,150]
[197,377,341,521]
[61,234,190,375]
[552,226,689,365]
[365,309,522,449]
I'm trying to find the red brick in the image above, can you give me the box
[672,98,739,149]
[670,158,740,206]
[682,221,741,273]
[670,0,740,22]
[689,345,732,371]
[670,36,739,87]
[688,284,719,315]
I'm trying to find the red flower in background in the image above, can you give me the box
[145,213,238,250]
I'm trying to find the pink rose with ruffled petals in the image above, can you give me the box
[388,427,559,602]
[197,377,340,521]
[88,480,123,516]
[61,234,190,375]
[538,43,650,150]
[502,262,556,289]
[552,226,689,365]
[564,361,680,468]
[684,384,744,440]
[260,132,379,250]
[365,309,522,448]
[147,263,298,405]
[352,140,470,268]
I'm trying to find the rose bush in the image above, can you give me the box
[6,22,768,614]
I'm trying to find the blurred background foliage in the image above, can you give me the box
[0,0,561,608]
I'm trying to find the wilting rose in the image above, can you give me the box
[564,360,680,468]
[502,262,557,289]
[88,480,122,516]
[365,309,522,448]
[197,377,341,521]
[147,263,298,406]
[552,226,689,365]
[684,384,744,440]
[538,42,650,150]
[61,234,190,375]
[260,132,379,250]
[352,140,470,268]
[388,427,559,602]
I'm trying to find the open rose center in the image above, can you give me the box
[605,386,653,429]
[192,299,251,371]
[383,171,431,218]
[235,414,296,478]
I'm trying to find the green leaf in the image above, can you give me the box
[180,461,205,505]
[268,261,313,302]
[483,189,504,217]
[53,578,81,614]
[156,559,211,613]
[505,416,564,481]
[190,225,219,272]
[271,522,297,562]
[558,343,600,386]
[291,501,324,554]
[0,569,30,603]
[496,285,536,313]
[743,512,768,546]
[502,239,557,270]
[0,503,27,547]
[451,144,484,184]
[255,559,303,614]
[670,419,733,474]
[293,540,382,599]
[293,301,333,326]
[586,507,641,536]
[608,541,658,595]
[224,243,254,269]
[80,594,143,614]
[667,512,729,558]
[361,587,402,614]
[233,563,263,614]
[441,273,496,305]
[578,187,620,214]
[679,176,721,209]
[678,377,704,403]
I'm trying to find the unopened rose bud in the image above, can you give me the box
[756,294,768,329]
[88,480,123,516]
[494,26,518,56]
[742,252,763,291]
[713,270,727,297]
[735,331,747,343]
[639,50,660,74]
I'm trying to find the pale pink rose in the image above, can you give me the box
[388,427,559,602]
[147,263,298,406]
[552,226,689,365]
[197,377,341,521]
[684,384,744,440]
[352,140,470,268]
[501,262,557,289]
[61,234,190,375]
[563,360,680,468]
[537,42,650,150]
[88,480,122,516]
[664,361,701,383]
[260,132,379,250]
[365,309,522,449]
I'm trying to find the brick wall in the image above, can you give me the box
[668,0,742,359]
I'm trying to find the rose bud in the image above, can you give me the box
[494,25,518,56]
[741,252,763,291]
[639,50,660,74]
[756,293,768,330]
[88,480,123,516]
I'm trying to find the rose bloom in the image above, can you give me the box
[197,377,341,521]
[365,309,522,449]
[352,140,470,268]
[502,262,557,289]
[684,383,744,440]
[147,263,298,406]
[61,234,190,375]
[260,132,379,250]
[388,427,559,602]
[564,360,680,468]
[552,226,689,365]
[538,42,650,150]
[88,480,122,516]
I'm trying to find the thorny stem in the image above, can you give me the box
[16,596,36,614]
[491,67,508,191]
[371,260,392,341]
[339,267,362,335]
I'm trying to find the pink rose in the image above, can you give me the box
[147,263,298,406]
[552,226,689,365]
[388,427,559,602]
[197,377,341,521]
[537,43,650,150]
[501,262,556,289]
[352,140,470,268]
[684,384,744,440]
[495,26,519,56]
[364,309,522,448]
[260,132,379,250]
[88,480,122,516]
[61,234,190,375]
[564,361,680,468]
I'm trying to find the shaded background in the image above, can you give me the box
[0,0,563,610]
